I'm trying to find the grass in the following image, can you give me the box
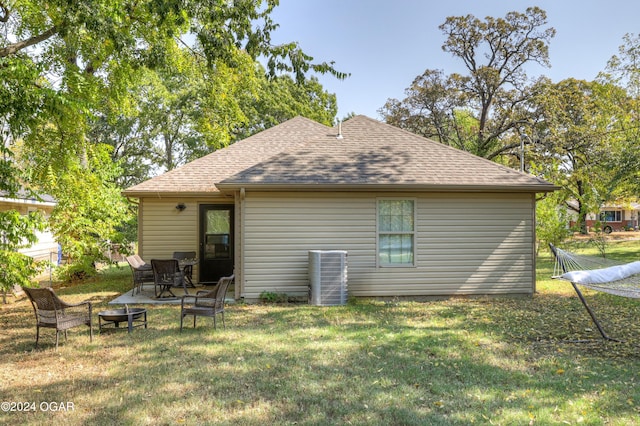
[1,241,640,425]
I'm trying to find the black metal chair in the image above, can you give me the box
[23,287,93,349]
[151,259,186,298]
[180,275,234,331]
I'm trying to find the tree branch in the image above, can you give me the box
[0,26,58,58]
[486,140,528,161]
[0,2,9,23]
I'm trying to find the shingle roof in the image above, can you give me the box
[124,115,557,197]
[123,116,332,196]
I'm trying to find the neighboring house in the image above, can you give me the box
[568,201,640,233]
[123,115,557,302]
[0,190,58,262]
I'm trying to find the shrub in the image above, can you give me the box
[259,291,288,303]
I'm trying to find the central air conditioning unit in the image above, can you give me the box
[308,250,348,306]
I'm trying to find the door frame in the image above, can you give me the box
[198,203,235,284]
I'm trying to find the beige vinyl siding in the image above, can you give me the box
[139,198,201,281]
[241,191,535,300]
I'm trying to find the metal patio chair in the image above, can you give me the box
[151,259,186,298]
[180,274,234,331]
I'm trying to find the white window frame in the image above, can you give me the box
[376,198,417,268]
[600,210,622,222]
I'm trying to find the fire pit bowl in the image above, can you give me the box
[98,307,147,333]
[99,308,145,322]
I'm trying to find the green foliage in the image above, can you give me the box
[380,7,555,162]
[0,56,46,139]
[379,12,640,239]
[18,118,132,278]
[238,71,337,138]
[2,0,344,282]
[535,194,572,254]
[259,290,288,303]
[531,78,632,233]
[0,210,46,292]
[0,145,46,294]
[55,257,98,282]
[599,33,640,198]
[93,48,338,184]
[0,250,42,294]
[42,145,131,276]
[588,223,609,258]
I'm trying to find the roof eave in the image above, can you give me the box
[215,182,560,193]
[121,190,229,199]
[0,196,57,207]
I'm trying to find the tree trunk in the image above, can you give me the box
[577,180,588,234]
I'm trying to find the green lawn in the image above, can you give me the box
[1,242,639,425]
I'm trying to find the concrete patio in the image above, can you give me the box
[109,283,224,305]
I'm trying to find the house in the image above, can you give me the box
[567,201,640,233]
[595,203,640,232]
[0,190,58,263]
[123,115,557,302]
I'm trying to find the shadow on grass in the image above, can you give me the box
[1,268,640,425]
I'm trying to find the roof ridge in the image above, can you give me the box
[125,114,557,196]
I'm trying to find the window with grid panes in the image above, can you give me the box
[377,199,415,266]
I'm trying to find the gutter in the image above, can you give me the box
[239,187,246,299]
[121,191,230,199]
[214,182,560,194]
[0,196,56,207]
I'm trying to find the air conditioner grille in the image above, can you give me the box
[309,250,347,306]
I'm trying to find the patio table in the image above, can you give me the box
[178,259,198,287]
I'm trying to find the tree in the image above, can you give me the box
[92,48,338,186]
[0,146,45,299]
[235,70,337,140]
[602,33,640,98]
[380,7,555,163]
[0,41,47,296]
[92,47,261,180]
[2,0,344,277]
[0,206,44,300]
[535,191,571,255]
[598,33,640,198]
[529,78,630,234]
[0,1,345,79]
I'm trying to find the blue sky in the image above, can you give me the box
[269,0,640,120]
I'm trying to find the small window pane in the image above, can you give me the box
[379,200,414,232]
[379,234,414,265]
[207,210,230,233]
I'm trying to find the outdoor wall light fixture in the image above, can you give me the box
[175,203,186,212]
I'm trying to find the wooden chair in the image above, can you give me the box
[126,255,154,295]
[180,275,234,331]
[151,259,186,298]
[23,287,93,349]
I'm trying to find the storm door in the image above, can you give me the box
[199,204,234,283]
